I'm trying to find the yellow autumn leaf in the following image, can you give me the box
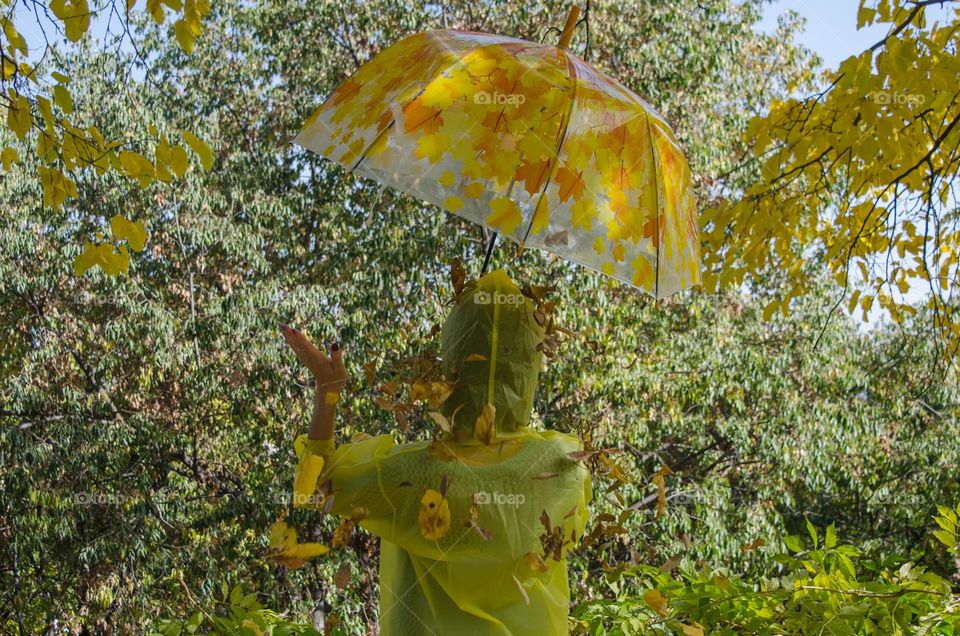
[415,133,450,163]
[110,215,148,252]
[182,130,214,170]
[438,170,455,188]
[118,150,155,186]
[293,454,324,507]
[7,92,32,139]
[2,18,28,55]
[1,147,18,171]
[267,520,329,569]
[418,489,451,540]
[50,0,92,42]
[167,145,190,178]
[474,403,496,445]
[681,623,705,636]
[74,241,130,277]
[410,381,454,408]
[174,18,200,54]
[2,58,16,81]
[652,464,673,518]
[443,195,464,212]
[38,166,78,211]
[531,197,549,235]
[53,85,74,113]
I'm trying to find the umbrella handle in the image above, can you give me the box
[557,6,581,50]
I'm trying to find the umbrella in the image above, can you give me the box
[294,6,699,298]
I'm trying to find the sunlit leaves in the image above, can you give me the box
[50,0,92,42]
[1,0,211,277]
[37,165,77,210]
[704,1,960,359]
[1,146,18,170]
[6,90,32,139]
[74,215,148,276]
[182,130,214,170]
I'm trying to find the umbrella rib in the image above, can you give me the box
[521,51,579,246]
[644,110,661,299]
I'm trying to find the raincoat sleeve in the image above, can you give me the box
[292,433,399,520]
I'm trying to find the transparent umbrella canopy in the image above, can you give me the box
[294,7,700,298]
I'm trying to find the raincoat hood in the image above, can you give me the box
[440,269,546,442]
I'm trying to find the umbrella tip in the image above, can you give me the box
[557,5,581,50]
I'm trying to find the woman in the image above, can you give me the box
[281,269,591,635]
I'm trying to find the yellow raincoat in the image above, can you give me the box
[294,270,592,635]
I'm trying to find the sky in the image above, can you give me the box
[756,1,958,327]
[759,0,954,68]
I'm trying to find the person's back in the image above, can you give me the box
[284,269,592,635]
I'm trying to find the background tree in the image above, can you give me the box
[1,0,213,274]
[702,0,960,371]
[2,0,959,634]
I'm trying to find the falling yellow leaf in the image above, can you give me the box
[267,520,329,569]
[418,489,451,540]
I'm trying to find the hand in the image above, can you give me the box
[279,324,348,394]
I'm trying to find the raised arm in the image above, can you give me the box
[279,323,347,441]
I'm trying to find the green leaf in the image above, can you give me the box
[825,522,837,549]
[784,534,804,552]
[805,517,819,549]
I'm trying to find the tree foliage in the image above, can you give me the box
[1,0,212,274]
[703,0,960,368]
[2,0,959,634]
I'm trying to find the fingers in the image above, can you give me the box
[279,323,330,368]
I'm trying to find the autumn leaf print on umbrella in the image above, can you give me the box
[293,6,699,298]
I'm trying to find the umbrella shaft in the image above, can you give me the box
[481,233,498,275]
